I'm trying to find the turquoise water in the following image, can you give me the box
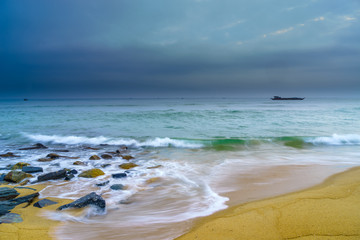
[1,98,360,240]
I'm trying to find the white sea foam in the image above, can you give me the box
[308,134,360,145]
[23,133,203,148]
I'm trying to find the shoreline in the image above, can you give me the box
[175,166,360,240]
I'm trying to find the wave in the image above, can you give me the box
[23,133,203,148]
[307,134,360,146]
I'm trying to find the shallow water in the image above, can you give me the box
[1,98,360,239]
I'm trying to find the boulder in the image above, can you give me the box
[73,161,87,166]
[0,187,19,201]
[33,199,58,208]
[112,173,127,179]
[0,192,39,216]
[19,143,47,150]
[101,154,112,159]
[11,162,30,170]
[37,169,67,182]
[57,192,105,211]
[4,171,32,183]
[68,169,78,174]
[119,163,138,170]
[64,174,75,181]
[37,158,54,162]
[46,153,61,159]
[110,184,125,190]
[78,169,105,178]
[22,166,43,173]
[0,152,20,158]
[121,155,134,161]
[89,155,101,160]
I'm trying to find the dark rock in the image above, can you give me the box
[0,192,39,216]
[0,187,19,201]
[0,152,20,158]
[73,161,87,166]
[4,171,32,183]
[101,154,112,159]
[53,149,70,152]
[33,199,58,208]
[89,155,101,160]
[46,153,61,159]
[0,174,5,182]
[84,147,100,150]
[110,184,125,190]
[112,173,127,179]
[19,143,47,150]
[64,174,75,181]
[68,169,78,174]
[95,181,110,187]
[101,164,111,168]
[37,169,67,182]
[0,213,23,223]
[121,155,134,161]
[37,158,54,162]
[57,192,105,211]
[22,166,43,173]
[14,186,37,191]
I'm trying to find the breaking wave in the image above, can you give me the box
[307,134,360,146]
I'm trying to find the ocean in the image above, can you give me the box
[1,98,360,239]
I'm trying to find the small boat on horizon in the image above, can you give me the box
[271,96,305,100]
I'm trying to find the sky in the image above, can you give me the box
[1,0,360,98]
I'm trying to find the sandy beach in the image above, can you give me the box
[176,166,360,240]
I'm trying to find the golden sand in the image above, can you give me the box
[176,167,360,240]
[0,184,72,240]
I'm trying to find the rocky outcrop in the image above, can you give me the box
[57,192,105,211]
[4,171,32,183]
[37,169,67,182]
[78,169,105,178]
[0,187,19,201]
[0,192,39,216]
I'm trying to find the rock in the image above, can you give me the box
[4,171,32,183]
[19,143,47,150]
[37,169,67,182]
[22,166,43,173]
[57,192,105,211]
[146,177,162,184]
[37,158,54,162]
[110,184,125,190]
[101,154,112,159]
[64,174,75,181]
[119,199,132,205]
[33,199,58,208]
[84,147,100,150]
[95,181,110,187]
[0,187,19,201]
[0,174,5,182]
[11,162,31,170]
[101,164,111,168]
[119,163,139,170]
[53,149,70,152]
[73,161,87,166]
[19,179,30,186]
[147,165,163,169]
[0,192,39,216]
[89,155,101,160]
[121,155,134,161]
[0,152,20,158]
[112,173,127,179]
[68,169,78,174]
[78,169,105,178]
[46,153,61,159]
[0,213,23,223]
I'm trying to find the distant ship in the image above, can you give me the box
[271,96,305,100]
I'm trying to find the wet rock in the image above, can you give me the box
[89,155,101,160]
[4,171,33,183]
[19,143,47,150]
[46,153,61,159]
[101,154,112,159]
[0,213,23,223]
[0,192,39,216]
[110,184,125,190]
[68,169,78,175]
[84,146,100,150]
[19,179,30,186]
[64,174,75,181]
[78,169,105,178]
[37,158,54,162]
[147,165,163,169]
[0,187,19,201]
[57,192,105,211]
[53,149,70,152]
[95,180,110,187]
[146,177,162,184]
[112,173,127,179]
[119,199,132,205]
[33,199,58,208]
[37,169,67,182]
[73,161,87,166]
[119,163,138,170]
[121,155,134,161]
[0,174,6,182]
[11,162,30,170]
[22,166,43,173]
[0,152,20,158]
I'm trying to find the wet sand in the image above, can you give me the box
[175,166,360,240]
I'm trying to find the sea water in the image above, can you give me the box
[1,98,360,239]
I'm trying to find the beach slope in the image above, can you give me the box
[176,167,360,240]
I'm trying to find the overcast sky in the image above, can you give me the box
[1,0,359,98]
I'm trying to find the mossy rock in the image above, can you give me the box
[11,162,30,170]
[89,155,101,160]
[121,155,134,160]
[101,154,112,159]
[78,169,105,178]
[4,171,33,183]
[119,163,139,170]
[37,158,54,162]
[73,161,87,166]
